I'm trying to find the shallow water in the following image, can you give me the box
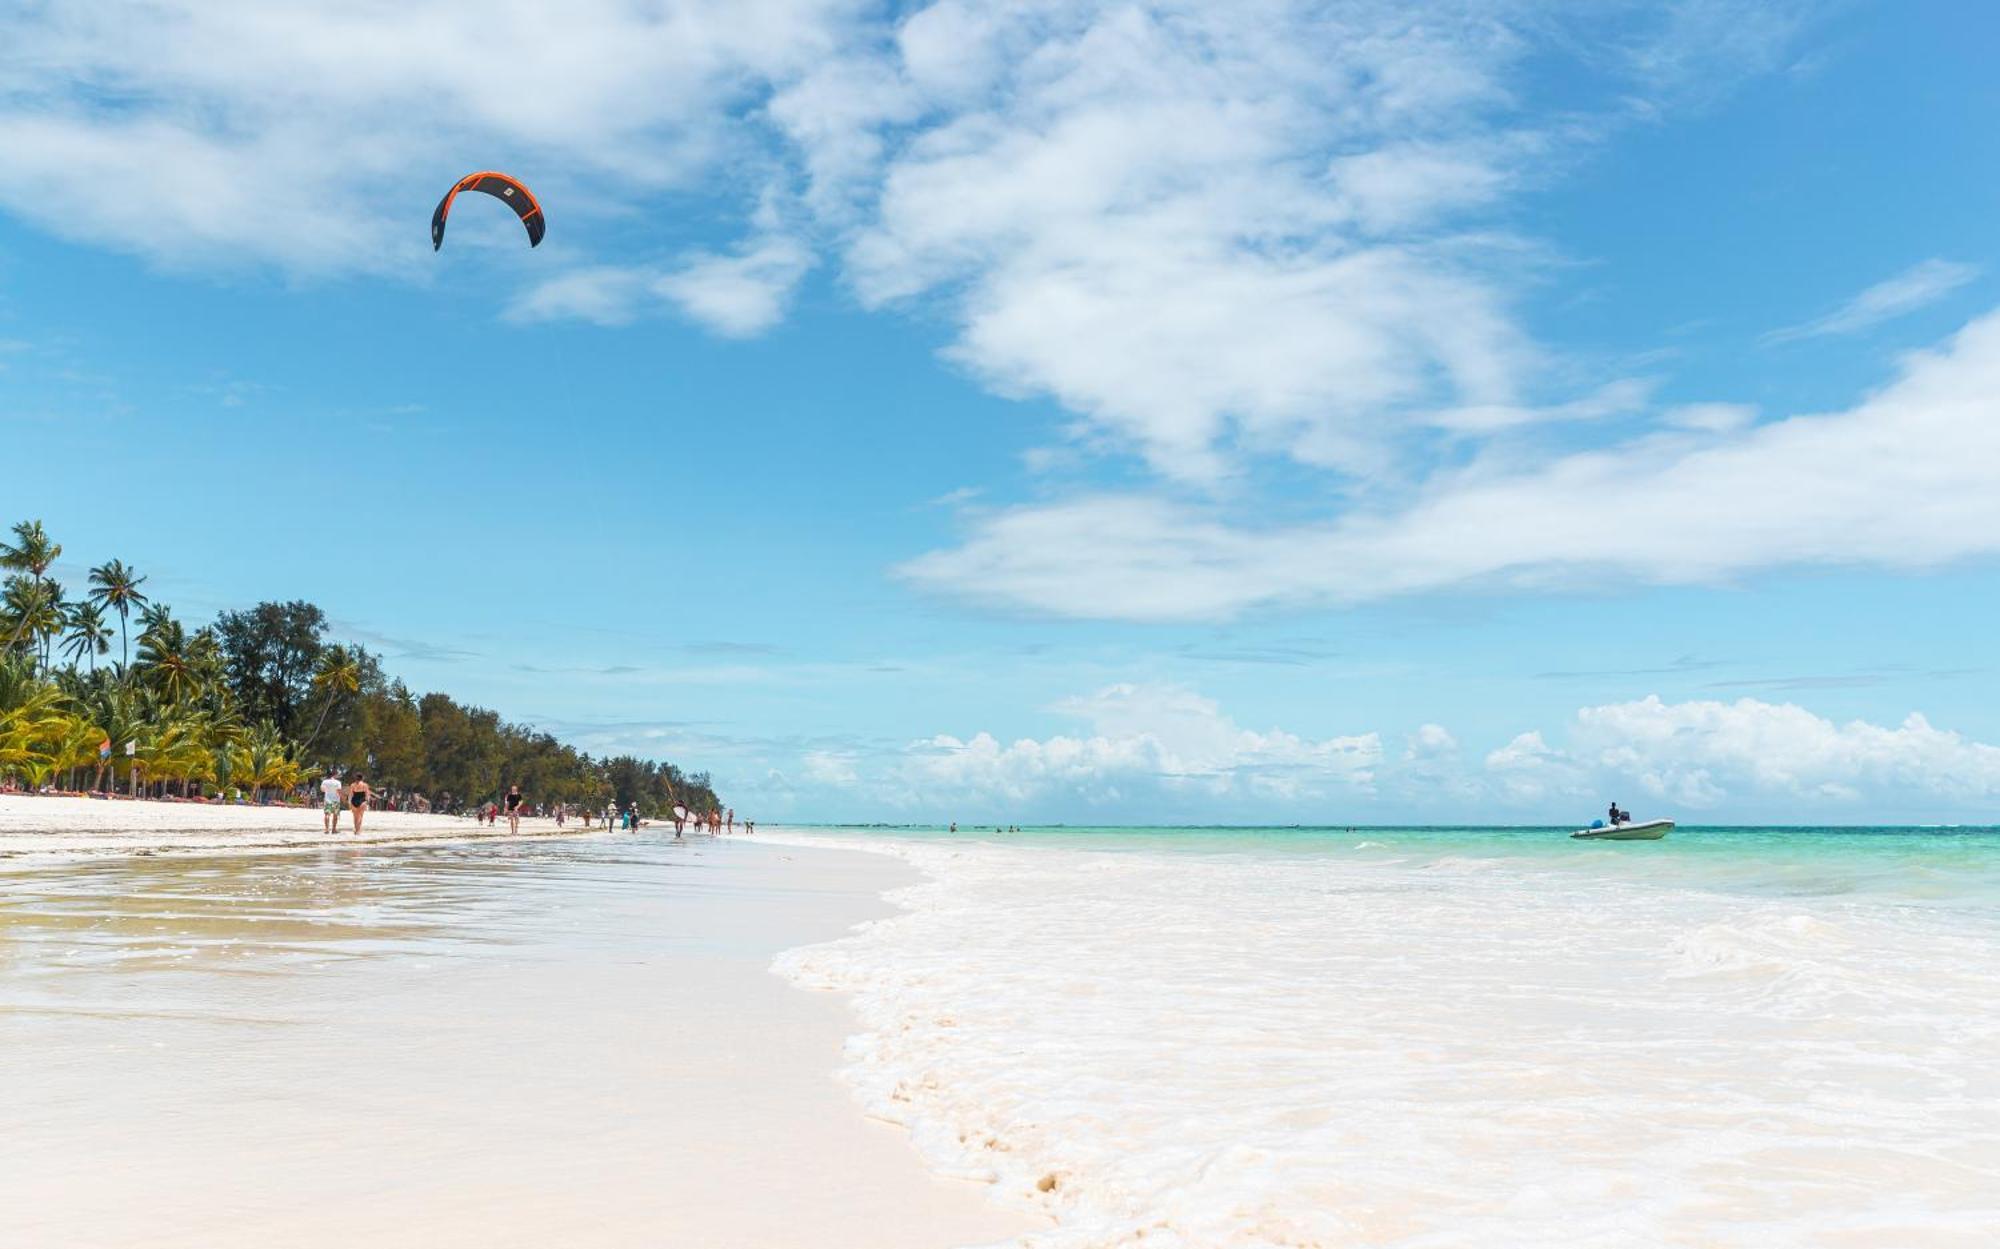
[770,826,2000,1247]
[0,835,1034,1249]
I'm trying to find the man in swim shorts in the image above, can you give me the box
[321,767,344,834]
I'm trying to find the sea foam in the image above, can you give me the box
[770,833,2000,1247]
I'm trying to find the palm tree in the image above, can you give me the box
[0,520,60,654]
[140,710,214,797]
[47,713,105,792]
[296,645,362,753]
[0,576,36,661]
[136,616,201,705]
[2,576,64,675]
[33,579,69,673]
[87,559,149,670]
[138,601,173,639]
[78,681,147,793]
[230,722,303,803]
[61,600,114,674]
[0,656,67,786]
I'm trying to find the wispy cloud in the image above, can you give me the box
[1765,258,1979,343]
[1,0,1818,464]
[901,307,2000,621]
[509,233,812,336]
[332,622,479,664]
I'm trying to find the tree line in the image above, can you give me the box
[0,518,720,817]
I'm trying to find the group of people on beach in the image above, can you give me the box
[667,806,746,838]
[316,769,751,841]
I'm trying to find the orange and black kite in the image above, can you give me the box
[431,171,545,250]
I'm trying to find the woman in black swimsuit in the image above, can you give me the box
[504,785,524,835]
[348,773,373,835]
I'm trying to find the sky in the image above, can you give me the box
[3,0,1999,824]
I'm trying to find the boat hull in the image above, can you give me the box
[1571,819,1673,841]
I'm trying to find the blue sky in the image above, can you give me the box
[4,0,2000,823]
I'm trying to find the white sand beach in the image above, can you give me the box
[0,806,1038,1249]
[0,793,595,858]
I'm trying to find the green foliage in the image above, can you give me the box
[0,518,726,815]
[214,600,329,735]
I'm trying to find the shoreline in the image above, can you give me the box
[0,823,1040,1248]
[0,792,619,860]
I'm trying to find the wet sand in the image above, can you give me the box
[0,830,1038,1248]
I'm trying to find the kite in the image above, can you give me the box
[431,171,544,250]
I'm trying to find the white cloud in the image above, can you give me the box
[1661,402,1756,433]
[759,688,2000,820]
[0,0,853,273]
[654,234,814,337]
[802,749,861,787]
[1494,695,2000,811]
[903,306,2000,621]
[1,1,1810,461]
[818,3,1551,481]
[901,682,1380,807]
[1484,730,1586,804]
[1430,376,1655,434]
[507,266,652,326]
[511,233,812,334]
[1766,258,1980,343]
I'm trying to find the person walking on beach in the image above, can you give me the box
[320,767,344,835]
[504,784,524,835]
[726,808,734,834]
[348,773,374,835]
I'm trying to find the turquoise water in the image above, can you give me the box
[796,823,2000,904]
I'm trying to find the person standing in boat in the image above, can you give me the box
[1607,802,1630,825]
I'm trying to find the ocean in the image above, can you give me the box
[768,824,2000,1247]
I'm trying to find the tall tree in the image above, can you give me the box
[61,599,113,674]
[295,644,362,755]
[2,577,64,675]
[213,601,329,734]
[137,614,201,704]
[87,559,149,670]
[0,520,60,654]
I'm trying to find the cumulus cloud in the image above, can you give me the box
[1580,696,2000,805]
[760,688,2000,819]
[1766,258,1980,343]
[900,683,1380,807]
[802,748,861,786]
[902,306,2000,620]
[1484,730,1586,804]
[1491,695,2000,811]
